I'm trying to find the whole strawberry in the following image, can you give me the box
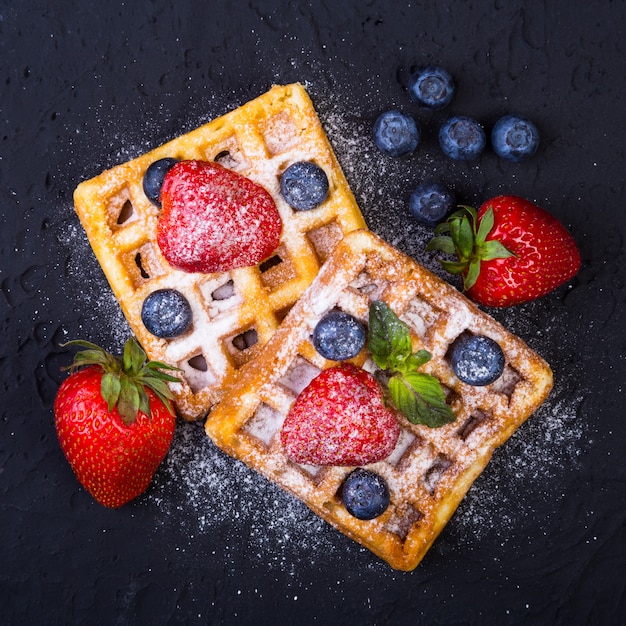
[157,160,282,274]
[281,363,400,466]
[427,195,581,307]
[54,338,179,508]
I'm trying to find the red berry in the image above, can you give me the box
[157,160,282,274]
[428,195,581,307]
[54,339,178,508]
[469,196,580,306]
[280,363,400,466]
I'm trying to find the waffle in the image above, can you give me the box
[73,83,367,421]
[205,229,553,570]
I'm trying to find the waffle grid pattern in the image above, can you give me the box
[73,84,367,420]
[206,230,553,570]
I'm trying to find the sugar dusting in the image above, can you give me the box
[58,83,589,573]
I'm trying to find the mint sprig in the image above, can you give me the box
[368,301,456,428]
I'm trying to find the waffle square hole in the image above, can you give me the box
[401,296,440,338]
[349,271,388,301]
[457,410,490,441]
[127,243,165,286]
[259,245,296,290]
[210,137,248,172]
[224,326,259,367]
[243,402,285,447]
[490,364,523,399]
[306,220,343,264]
[179,353,216,393]
[200,276,242,318]
[107,187,137,229]
[279,356,322,396]
[385,503,424,542]
[423,454,452,494]
[262,112,300,155]
[386,429,418,469]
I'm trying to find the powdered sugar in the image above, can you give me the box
[59,84,588,572]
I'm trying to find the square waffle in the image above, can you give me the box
[205,229,553,570]
[73,83,367,421]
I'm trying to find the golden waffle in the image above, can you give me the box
[73,83,367,421]
[205,229,553,570]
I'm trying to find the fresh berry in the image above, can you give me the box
[280,363,400,466]
[54,338,179,508]
[372,110,420,157]
[491,114,540,162]
[427,195,581,307]
[409,182,455,227]
[340,469,390,520]
[449,334,505,386]
[407,66,455,110]
[312,310,366,361]
[141,289,192,338]
[280,161,329,211]
[157,160,282,274]
[439,116,486,161]
[143,158,179,206]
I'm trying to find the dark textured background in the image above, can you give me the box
[2,1,625,624]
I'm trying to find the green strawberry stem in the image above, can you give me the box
[61,337,180,425]
[426,205,515,290]
[368,301,455,428]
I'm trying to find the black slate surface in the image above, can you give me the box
[2,1,626,624]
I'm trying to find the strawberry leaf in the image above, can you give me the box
[101,371,121,412]
[428,203,516,293]
[475,206,495,244]
[425,235,456,255]
[464,259,482,290]
[61,336,181,423]
[481,239,516,261]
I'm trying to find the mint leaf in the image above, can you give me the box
[368,301,456,429]
[405,350,432,371]
[388,372,456,427]
[368,300,412,371]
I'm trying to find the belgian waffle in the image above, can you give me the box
[73,83,367,421]
[205,229,553,570]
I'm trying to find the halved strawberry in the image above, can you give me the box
[427,195,581,307]
[157,160,282,274]
[280,363,400,466]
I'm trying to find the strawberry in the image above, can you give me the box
[427,195,581,307]
[157,160,282,274]
[280,363,400,466]
[281,302,456,467]
[54,338,180,508]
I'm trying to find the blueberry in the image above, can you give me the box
[143,158,179,206]
[409,182,455,227]
[372,110,420,157]
[407,66,455,110]
[438,116,486,161]
[141,289,192,338]
[340,469,390,520]
[280,161,329,211]
[449,334,505,386]
[313,311,366,361]
[491,114,540,162]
